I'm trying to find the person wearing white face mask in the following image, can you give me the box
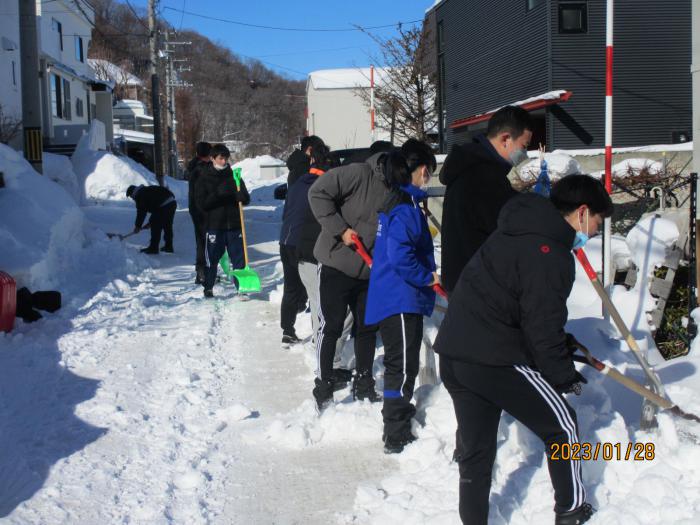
[434,174,612,525]
[439,105,533,295]
[364,139,438,453]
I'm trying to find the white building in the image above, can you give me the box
[0,7,23,149]
[306,68,391,149]
[36,0,103,148]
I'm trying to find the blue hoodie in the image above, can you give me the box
[365,184,437,325]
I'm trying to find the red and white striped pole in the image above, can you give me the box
[603,0,614,313]
[370,65,376,143]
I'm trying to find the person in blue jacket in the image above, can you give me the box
[365,139,438,453]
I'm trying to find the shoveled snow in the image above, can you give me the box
[519,152,582,181]
[42,152,81,204]
[70,136,187,205]
[1,142,700,524]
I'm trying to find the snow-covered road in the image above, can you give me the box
[1,193,396,524]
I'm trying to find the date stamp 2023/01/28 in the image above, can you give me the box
[550,442,656,461]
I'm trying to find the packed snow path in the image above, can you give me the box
[1,195,395,523]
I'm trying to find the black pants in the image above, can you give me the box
[204,229,244,291]
[190,212,206,273]
[316,265,377,381]
[440,356,585,525]
[380,313,422,440]
[149,202,176,250]
[280,244,307,334]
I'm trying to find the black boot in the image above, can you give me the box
[161,245,174,253]
[383,429,417,454]
[352,372,382,402]
[555,503,595,525]
[313,378,334,412]
[203,289,214,298]
[141,246,158,254]
[282,331,302,346]
[195,267,206,285]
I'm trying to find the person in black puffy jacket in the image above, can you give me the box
[186,141,211,283]
[194,144,250,298]
[439,106,533,293]
[434,175,612,525]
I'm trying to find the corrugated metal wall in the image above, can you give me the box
[549,0,691,149]
[436,0,549,151]
[436,0,692,151]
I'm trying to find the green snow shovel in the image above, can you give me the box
[219,168,261,294]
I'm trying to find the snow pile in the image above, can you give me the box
[591,158,666,180]
[610,215,679,346]
[71,138,186,204]
[519,153,582,181]
[0,144,146,291]
[232,155,287,187]
[42,152,81,203]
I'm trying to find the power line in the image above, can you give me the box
[124,0,151,32]
[162,7,422,33]
[179,0,186,31]
[256,45,360,58]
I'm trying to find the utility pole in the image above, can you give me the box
[19,0,43,173]
[148,0,163,185]
[692,0,700,303]
[164,33,192,179]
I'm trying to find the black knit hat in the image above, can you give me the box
[126,185,137,198]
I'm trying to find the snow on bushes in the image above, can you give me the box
[518,153,582,181]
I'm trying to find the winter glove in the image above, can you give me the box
[565,333,581,355]
[554,371,588,396]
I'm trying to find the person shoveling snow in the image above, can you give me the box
[126,185,177,254]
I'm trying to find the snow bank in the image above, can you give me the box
[0,144,144,291]
[232,155,287,188]
[71,138,186,205]
[591,158,666,179]
[43,152,81,203]
[518,153,582,181]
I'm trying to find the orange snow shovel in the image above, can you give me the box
[219,168,261,293]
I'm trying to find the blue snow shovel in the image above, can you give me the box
[218,168,261,293]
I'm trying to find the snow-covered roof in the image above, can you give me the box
[114,129,154,145]
[425,0,444,13]
[88,59,144,87]
[451,90,572,129]
[307,67,391,90]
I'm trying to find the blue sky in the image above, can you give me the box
[130,0,435,80]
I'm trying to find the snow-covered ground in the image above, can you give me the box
[2,145,700,524]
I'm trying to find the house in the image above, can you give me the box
[0,11,22,149]
[88,58,145,101]
[306,68,392,149]
[427,0,692,153]
[112,99,155,172]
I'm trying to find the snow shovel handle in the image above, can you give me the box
[573,248,666,397]
[571,345,675,410]
[351,233,448,299]
[351,233,373,268]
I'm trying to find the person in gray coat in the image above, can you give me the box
[308,150,402,410]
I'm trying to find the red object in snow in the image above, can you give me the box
[0,271,17,332]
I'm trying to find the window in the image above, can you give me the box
[62,78,71,120]
[74,36,84,62]
[527,0,545,10]
[76,97,84,118]
[11,61,16,86]
[52,18,63,51]
[51,73,63,118]
[559,2,588,33]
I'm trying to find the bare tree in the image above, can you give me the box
[0,104,22,145]
[356,24,437,143]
